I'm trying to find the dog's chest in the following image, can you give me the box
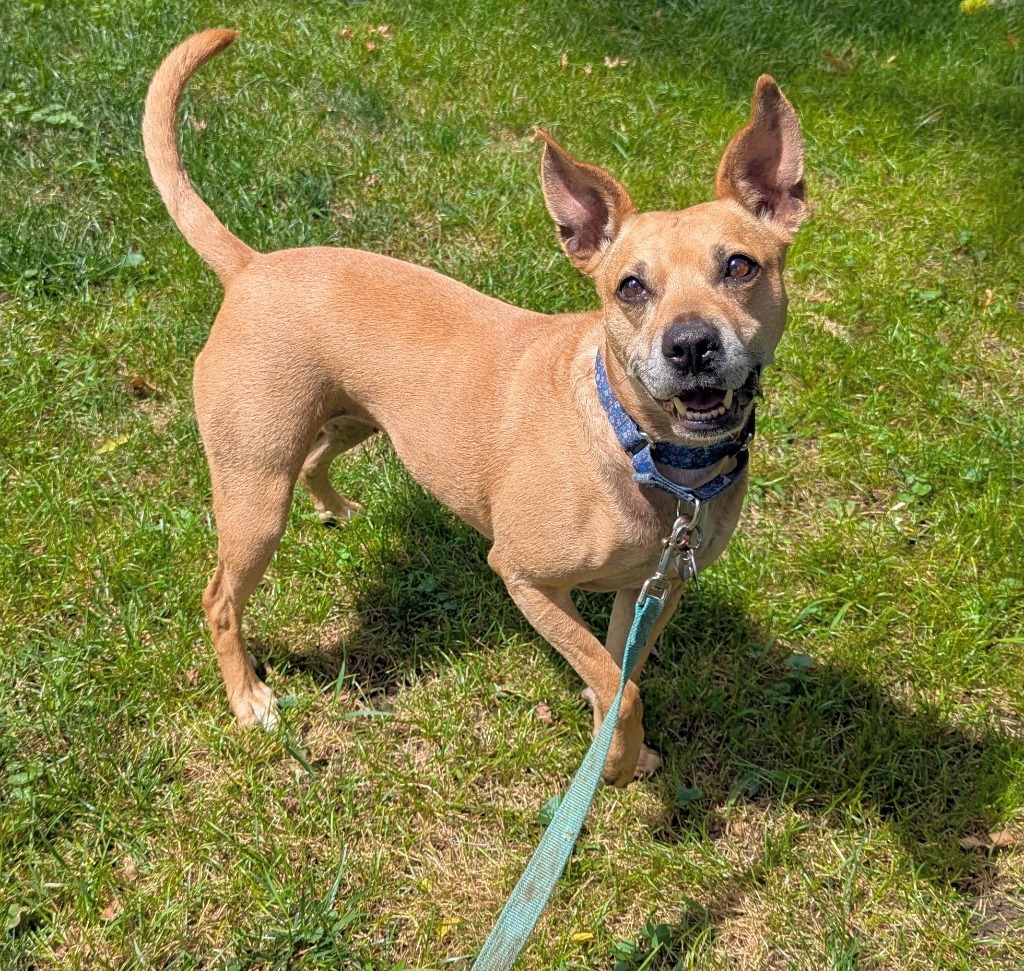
[581,464,745,592]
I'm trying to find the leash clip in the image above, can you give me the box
[637,575,673,604]
[637,498,705,605]
[671,496,703,588]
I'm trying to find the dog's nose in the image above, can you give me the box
[661,320,723,375]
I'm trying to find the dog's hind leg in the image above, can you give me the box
[201,459,296,728]
[300,418,375,526]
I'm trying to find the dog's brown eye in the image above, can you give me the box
[617,276,650,303]
[725,255,758,281]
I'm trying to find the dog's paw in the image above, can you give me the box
[233,681,279,730]
[317,497,364,528]
[634,743,662,779]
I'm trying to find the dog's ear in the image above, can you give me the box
[536,129,635,275]
[715,76,806,234]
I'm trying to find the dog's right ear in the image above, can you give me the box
[536,130,635,276]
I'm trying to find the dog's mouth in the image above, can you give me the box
[657,370,761,438]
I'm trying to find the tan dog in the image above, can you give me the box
[143,30,806,786]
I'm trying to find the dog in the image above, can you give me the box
[143,30,806,787]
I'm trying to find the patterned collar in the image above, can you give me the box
[594,349,755,505]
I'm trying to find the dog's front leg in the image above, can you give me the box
[583,584,685,778]
[491,560,643,787]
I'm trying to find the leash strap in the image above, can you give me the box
[594,350,754,505]
[471,590,667,971]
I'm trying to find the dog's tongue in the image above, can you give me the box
[676,388,726,411]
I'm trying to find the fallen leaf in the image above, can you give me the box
[99,900,120,922]
[340,27,355,40]
[882,53,897,66]
[583,65,592,75]
[560,52,568,68]
[984,288,994,308]
[604,57,629,68]
[96,434,129,455]
[821,46,856,74]
[128,376,158,399]
[364,40,376,52]
[571,931,594,942]
[376,24,392,37]
[726,819,748,838]
[534,702,553,724]
[118,854,138,883]
[188,116,206,132]
[185,668,199,686]
[957,832,1015,851]
[438,918,461,939]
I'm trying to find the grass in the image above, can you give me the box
[2,0,1023,967]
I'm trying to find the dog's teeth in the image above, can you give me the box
[680,403,728,421]
[677,399,731,421]
[723,389,734,409]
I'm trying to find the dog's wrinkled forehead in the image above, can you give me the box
[598,202,786,291]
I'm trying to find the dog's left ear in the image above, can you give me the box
[715,75,806,235]
[536,129,636,276]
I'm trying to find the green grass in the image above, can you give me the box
[2,0,1024,967]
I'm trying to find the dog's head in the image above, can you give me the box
[539,75,805,444]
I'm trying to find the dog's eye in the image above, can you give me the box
[725,255,758,281]
[616,276,650,303]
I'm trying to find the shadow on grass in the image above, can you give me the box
[268,450,518,699]
[255,442,1022,964]
[642,586,1021,882]
[613,584,1024,959]
[268,463,1020,887]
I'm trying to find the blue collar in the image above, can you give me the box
[595,349,754,505]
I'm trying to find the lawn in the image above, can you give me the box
[2,0,1023,968]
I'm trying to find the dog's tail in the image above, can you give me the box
[143,30,256,285]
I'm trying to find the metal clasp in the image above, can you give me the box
[626,429,656,456]
[637,498,706,605]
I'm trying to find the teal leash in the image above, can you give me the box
[472,501,704,971]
